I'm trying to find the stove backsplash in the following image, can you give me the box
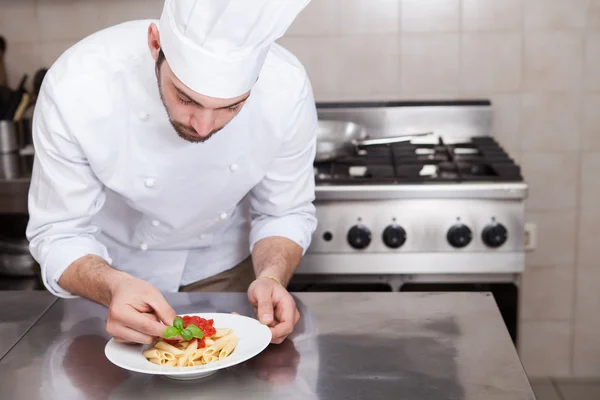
[316,100,493,141]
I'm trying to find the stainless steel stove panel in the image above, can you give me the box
[306,198,524,254]
[296,252,525,275]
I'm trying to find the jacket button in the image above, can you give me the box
[144,178,156,188]
[140,242,149,251]
[219,212,228,220]
[229,164,239,172]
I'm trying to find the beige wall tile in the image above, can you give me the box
[582,94,600,151]
[520,152,579,210]
[0,0,38,44]
[584,33,600,92]
[581,153,600,210]
[277,36,341,101]
[524,0,589,30]
[3,43,41,89]
[525,211,577,269]
[519,321,572,377]
[401,0,460,32]
[460,33,522,93]
[574,323,600,376]
[575,267,600,326]
[589,2,600,31]
[462,0,523,32]
[100,0,163,27]
[39,41,79,69]
[337,34,400,98]
[521,267,575,320]
[578,211,600,268]
[399,33,459,95]
[490,94,521,153]
[521,93,581,152]
[524,32,584,92]
[286,0,340,36]
[340,0,399,35]
[37,0,105,42]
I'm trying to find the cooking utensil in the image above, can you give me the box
[0,120,19,153]
[13,92,30,121]
[315,119,434,162]
[2,74,27,120]
[0,36,6,87]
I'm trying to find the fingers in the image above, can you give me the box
[251,284,275,325]
[146,293,177,327]
[108,305,168,339]
[141,312,159,322]
[108,325,155,345]
[269,296,297,344]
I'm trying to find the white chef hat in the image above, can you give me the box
[158,0,311,99]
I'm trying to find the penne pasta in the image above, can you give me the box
[177,355,188,367]
[157,350,175,361]
[142,316,240,367]
[155,342,184,356]
[218,335,238,360]
[142,349,161,359]
[213,328,231,339]
[190,348,206,361]
[203,354,219,364]
[203,335,231,356]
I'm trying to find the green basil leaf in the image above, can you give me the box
[187,324,204,339]
[163,326,180,339]
[180,328,193,341]
[173,317,184,330]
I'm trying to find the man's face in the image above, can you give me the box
[155,53,250,143]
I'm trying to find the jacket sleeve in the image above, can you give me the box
[248,77,318,254]
[26,75,111,298]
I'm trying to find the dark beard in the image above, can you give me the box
[155,57,221,143]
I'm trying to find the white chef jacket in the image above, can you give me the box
[26,20,318,297]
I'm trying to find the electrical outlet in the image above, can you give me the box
[524,222,536,251]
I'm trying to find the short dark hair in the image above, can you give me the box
[157,48,166,66]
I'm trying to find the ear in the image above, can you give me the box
[147,23,161,61]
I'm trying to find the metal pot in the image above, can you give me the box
[0,120,19,153]
[315,120,433,162]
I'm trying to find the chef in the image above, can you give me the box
[26,0,317,345]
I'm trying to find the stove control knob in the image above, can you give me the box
[347,225,372,250]
[382,225,406,249]
[482,223,508,248]
[447,224,472,248]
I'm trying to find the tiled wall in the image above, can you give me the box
[1,0,599,378]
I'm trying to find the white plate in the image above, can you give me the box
[104,313,272,380]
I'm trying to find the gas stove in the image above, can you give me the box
[314,136,522,185]
[295,100,528,287]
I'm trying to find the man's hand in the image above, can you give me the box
[58,255,177,345]
[106,275,177,344]
[247,278,300,344]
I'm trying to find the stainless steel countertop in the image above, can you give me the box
[0,292,536,399]
[0,290,57,359]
